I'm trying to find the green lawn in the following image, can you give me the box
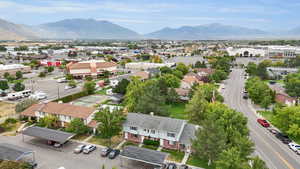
[187,155,215,169]
[72,134,90,141]
[141,144,159,150]
[122,141,139,149]
[88,135,123,148]
[168,103,188,119]
[161,149,184,162]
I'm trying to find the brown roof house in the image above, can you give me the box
[66,60,117,78]
[21,102,98,133]
[194,68,215,82]
[180,72,204,89]
[268,84,296,107]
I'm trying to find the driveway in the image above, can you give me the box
[0,135,121,169]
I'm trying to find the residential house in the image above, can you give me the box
[109,71,150,87]
[21,102,98,133]
[123,113,198,152]
[194,68,215,82]
[268,83,296,106]
[175,88,189,101]
[66,60,117,78]
[180,72,203,89]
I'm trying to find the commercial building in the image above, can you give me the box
[0,64,31,77]
[66,60,117,78]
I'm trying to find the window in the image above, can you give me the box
[167,132,175,138]
[130,126,138,131]
[169,141,176,145]
[144,129,149,133]
[151,130,155,134]
[133,134,138,138]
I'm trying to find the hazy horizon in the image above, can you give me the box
[0,0,299,34]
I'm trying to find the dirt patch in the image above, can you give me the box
[0,101,16,117]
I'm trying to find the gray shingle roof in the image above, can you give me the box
[179,124,197,146]
[0,143,33,161]
[120,146,168,166]
[124,113,186,133]
[22,126,75,144]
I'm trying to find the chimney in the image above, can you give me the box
[150,112,154,116]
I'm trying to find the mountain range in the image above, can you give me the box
[1,18,300,40]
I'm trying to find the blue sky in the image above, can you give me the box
[0,0,299,34]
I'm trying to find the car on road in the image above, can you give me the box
[108,149,120,159]
[167,163,177,169]
[243,93,248,99]
[83,145,96,154]
[74,144,86,154]
[267,128,278,135]
[179,164,189,169]
[154,164,167,169]
[289,143,300,152]
[101,147,113,157]
[65,85,76,90]
[257,119,270,127]
[275,133,292,144]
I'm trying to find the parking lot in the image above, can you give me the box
[0,135,121,169]
[23,78,82,101]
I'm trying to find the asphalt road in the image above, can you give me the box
[221,68,300,169]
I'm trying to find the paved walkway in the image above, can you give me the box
[116,140,126,149]
[83,135,93,142]
[181,152,190,164]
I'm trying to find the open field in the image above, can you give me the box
[0,101,16,117]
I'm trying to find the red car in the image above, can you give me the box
[257,119,270,127]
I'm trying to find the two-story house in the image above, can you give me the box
[123,113,197,152]
[21,102,98,132]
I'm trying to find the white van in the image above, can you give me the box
[7,90,32,100]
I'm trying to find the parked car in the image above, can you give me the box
[83,145,96,154]
[288,143,300,152]
[54,142,62,148]
[179,164,189,169]
[243,93,248,99]
[101,147,113,157]
[297,149,300,155]
[29,91,47,100]
[167,163,177,169]
[108,149,120,159]
[154,164,167,169]
[257,119,270,127]
[267,128,278,135]
[275,133,292,144]
[57,78,68,83]
[74,144,86,154]
[65,85,76,90]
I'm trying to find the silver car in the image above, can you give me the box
[74,144,86,154]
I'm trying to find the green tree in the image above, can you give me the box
[38,72,46,78]
[15,99,38,113]
[194,61,207,68]
[192,117,226,165]
[284,73,300,99]
[3,72,10,79]
[125,78,168,116]
[68,80,77,88]
[15,71,23,79]
[0,45,7,52]
[158,74,180,88]
[209,70,228,83]
[47,66,54,73]
[13,82,25,92]
[65,74,74,80]
[37,115,59,129]
[160,66,173,74]
[94,108,126,146]
[215,147,248,169]
[83,81,96,94]
[112,79,130,94]
[0,80,9,90]
[176,63,189,75]
[250,156,268,169]
[245,62,258,76]
[66,118,89,135]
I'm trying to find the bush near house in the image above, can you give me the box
[143,139,160,146]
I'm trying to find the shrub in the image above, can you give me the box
[4,118,17,124]
[143,139,160,146]
[55,91,88,103]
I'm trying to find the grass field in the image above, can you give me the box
[187,155,215,169]
[0,101,16,117]
[161,149,184,162]
[168,103,188,119]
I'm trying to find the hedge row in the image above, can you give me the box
[54,91,89,103]
[143,139,160,146]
